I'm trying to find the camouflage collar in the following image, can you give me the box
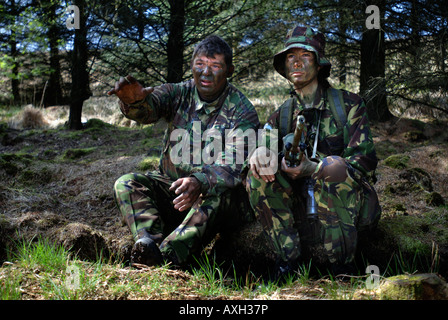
[294,84,327,111]
[194,82,229,115]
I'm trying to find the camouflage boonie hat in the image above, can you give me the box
[273,26,331,79]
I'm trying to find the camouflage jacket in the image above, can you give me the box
[121,79,260,196]
[264,84,378,180]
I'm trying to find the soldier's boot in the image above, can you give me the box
[130,237,163,267]
[160,248,181,269]
[271,258,301,284]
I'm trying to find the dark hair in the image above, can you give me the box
[318,65,331,89]
[192,35,233,68]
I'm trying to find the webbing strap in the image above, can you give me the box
[279,88,347,138]
[327,88,347,128]
[279,98,295,137]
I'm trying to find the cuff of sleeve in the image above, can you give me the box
[191,172,210,195]
[311,160,323,180]
[119,99,144,116]
[128,98,146,107]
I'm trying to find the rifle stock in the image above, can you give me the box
[283,115,319,220]
[284,115,306,167]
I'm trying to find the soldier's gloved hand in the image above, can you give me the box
[170,177,202,212]
[248,146,278,183]
[281,154,318,180]
[107,75,154,112]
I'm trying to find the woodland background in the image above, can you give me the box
[0,0,448,300]
[1,0,447,126]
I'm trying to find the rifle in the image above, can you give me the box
[282,115,318,220]
[284,115,306,167]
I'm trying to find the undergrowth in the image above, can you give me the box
[0,236,379,300]
[1,236,437,300]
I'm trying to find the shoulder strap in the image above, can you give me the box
[279,89,347,134]
[279,97,295,137]
[326,87,347,128]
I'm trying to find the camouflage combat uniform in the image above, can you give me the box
[245,85,381,266]
[244,25,381,269]
[114,79,259,265]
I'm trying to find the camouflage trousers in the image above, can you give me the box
[245,156,380,265]
[114,171,251,266]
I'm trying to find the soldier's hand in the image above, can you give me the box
[280,155,317,180]
[107,75,154,105]
[249,146,278,183]
[170,177,202,212]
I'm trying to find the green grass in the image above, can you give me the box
[0,236,355,300]
[1,237,247,300]
[11,236,68,272]
[0,265,22,300]
[1,233,443,300]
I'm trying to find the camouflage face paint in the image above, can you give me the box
[284,48,320,91]
[192,54,229,102]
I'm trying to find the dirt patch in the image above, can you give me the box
[51,222,109,261]
[0,115,162,263]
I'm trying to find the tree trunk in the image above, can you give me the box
[409,0,421,63]
[10,35,20,105]
[10,0,20,105]
[46,1,63,106]
[336,5,348,87]
[68,0,91,130]
[166,0,185,83]
[360,1,392,122]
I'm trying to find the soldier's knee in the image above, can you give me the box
[114,173,135,189]
[314,156,349,183]
[114,172,149,193]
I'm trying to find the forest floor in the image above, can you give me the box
[1,97,448,300]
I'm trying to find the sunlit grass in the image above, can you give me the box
[1,234,443,300]
[0,236,347,300]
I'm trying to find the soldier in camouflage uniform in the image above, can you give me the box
[109,35,259,267]
[244,26,381,277]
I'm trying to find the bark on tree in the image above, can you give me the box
[10,34,20,105]
[10,0,20,105]
[166,0,185,83]
[360,0,393,122]
[46,1,63,106]
[68,0,91,130]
